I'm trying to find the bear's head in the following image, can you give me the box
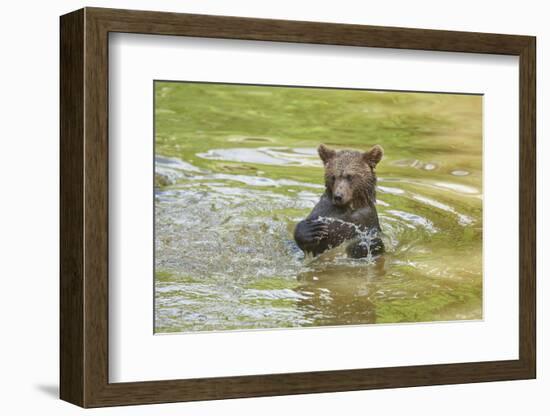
[318,144,384,208]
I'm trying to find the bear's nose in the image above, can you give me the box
[334,194,343,203]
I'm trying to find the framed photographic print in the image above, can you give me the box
[60,7,536,408]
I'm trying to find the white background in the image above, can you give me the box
[0,0,546,415]
[110,34,519,382]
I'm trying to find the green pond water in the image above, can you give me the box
[154,81,483,333]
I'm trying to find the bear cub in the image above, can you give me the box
[294,144,384,258]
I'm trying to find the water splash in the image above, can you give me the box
[316,216,382,263]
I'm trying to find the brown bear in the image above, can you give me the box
[294,144,384,258]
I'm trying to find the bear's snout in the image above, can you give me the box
[332,180,352,206]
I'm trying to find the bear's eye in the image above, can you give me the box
[345,174,354,181]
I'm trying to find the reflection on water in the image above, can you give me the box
[198,146,322,167]
[154,83,483,333]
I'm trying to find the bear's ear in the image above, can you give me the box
[318,144,336,165]
[363,145,384,168]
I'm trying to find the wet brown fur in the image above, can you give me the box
[319,145,382,209]
[294,144,384,258]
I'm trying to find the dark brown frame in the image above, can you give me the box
[60,7,536,408]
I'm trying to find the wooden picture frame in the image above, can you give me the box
[60,7,536,408]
